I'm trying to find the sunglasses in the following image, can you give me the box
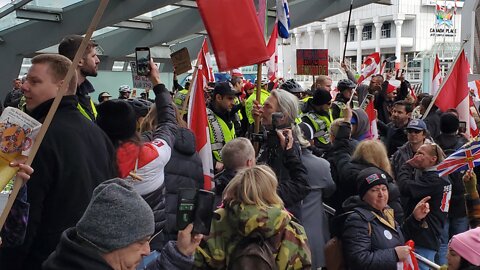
[407,129,422,134]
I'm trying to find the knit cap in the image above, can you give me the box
[96,100,137,144]
[449,227,480,266]
[311,87,332,106]
[356,167,389,199]
[76,178,154,252]
[440,112,459,134]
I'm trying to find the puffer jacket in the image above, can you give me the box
[194,203,312,269]
[341,196,420,270]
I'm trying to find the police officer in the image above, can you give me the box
[118,85,131,99]
[331,79,356,119]
[301,87,333,153]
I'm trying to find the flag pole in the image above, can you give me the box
[422,40,467,119]
[0,0,110,229]
[253,63,263,155]
[342,0,354,64]
[181,66,199,117]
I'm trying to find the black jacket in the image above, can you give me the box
[424,109,442,139]
[397,164,451,250]
[152,127,203,250]
[258,136,310,217]
[379,121,408,157]
[0,96,117,270]
[214,169,237,207]
[341,196,420,270]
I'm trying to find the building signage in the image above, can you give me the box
[429,4,458,37]
[296,49,328,76]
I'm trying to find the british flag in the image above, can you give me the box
[437,139,480,177]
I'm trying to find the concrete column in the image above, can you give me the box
[373,17,383,53]
[322,24,330,49]
[294,29,302,48]
[356,20,364,72]
[338,22,346,60]
[307,26,315,48]
[394,19,404,69]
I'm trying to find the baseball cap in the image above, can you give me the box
[406,119,427,131]
[213,82,237,96]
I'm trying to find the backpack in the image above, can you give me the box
[228,233,278,270]
[324,210,371,270]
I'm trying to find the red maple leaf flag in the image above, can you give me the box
[266,22,279,80]
[431,54,442,95]
[188,39,214,190]
[357,52,380,85]
[434,49,472,137]
[196,0,270,71]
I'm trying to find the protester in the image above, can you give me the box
[58,35,100,121]
[194,165,312,269]
[463,171,480,228]
[341,167,432,270]
[97,91,112,103]
[445,227,480,270]
[0,54,117,269]
[42,179,202,270]
[3,78,22,109]
[314,75,333,92]
[350,108,371,141]
[420,95,442,139]
[378,100,413,156]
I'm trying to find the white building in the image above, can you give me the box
[279,0,464,90]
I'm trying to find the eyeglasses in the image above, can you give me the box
[407,129,422,134]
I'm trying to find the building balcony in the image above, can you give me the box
[345,37,414,51]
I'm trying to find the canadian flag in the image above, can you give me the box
[434,49,474,138]
[469,95,479,138]
[397,240,420,270]
[266,22,279,80]
[187,39,214,190]
[468,80,480,102]
[357,52,381,85]
[365,100,378,139]
[431,54,442,95]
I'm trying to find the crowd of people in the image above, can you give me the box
[0,34,479,270]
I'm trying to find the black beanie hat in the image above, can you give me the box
[97,100,137,144]
[311,87,332,106]
[356,167,389,199]
[440,112,459,134]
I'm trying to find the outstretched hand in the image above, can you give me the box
[412,196,431,221]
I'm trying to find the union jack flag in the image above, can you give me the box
[437,139,480,177]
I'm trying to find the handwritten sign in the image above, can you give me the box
[296,49,329,76]
[130,61,153,89]
[170,47,192,75]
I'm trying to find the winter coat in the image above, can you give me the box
[379,121,408,157]
[213,169,237,207]
[301,148,336,268]
[152,127,204,250]
[42,228,194,270]
[424,109,442,139]
[0,96,117,270]
[397,164,451,251]
[194,203,312,269]
[341,196,420,270]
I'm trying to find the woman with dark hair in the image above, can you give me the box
[446,227,480,270]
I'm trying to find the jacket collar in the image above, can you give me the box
[27,95,78,122]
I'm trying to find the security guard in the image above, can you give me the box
[301,87,333,153]
[245,80,270,125]
[331,79,356,119]
[207,82,237,173]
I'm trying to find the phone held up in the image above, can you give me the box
[135,47,151,76]
[177,188,215,235]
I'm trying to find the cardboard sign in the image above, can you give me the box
[170,47,192,75]
[296,49,329,76]
[130,61,153,89]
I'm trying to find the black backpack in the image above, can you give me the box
[228,233,278,270]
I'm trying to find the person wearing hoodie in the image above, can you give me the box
[341,167,432,270]
[194,165,312,269]
[350,108,371,141]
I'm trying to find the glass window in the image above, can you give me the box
[381,23,391,38]
[349,26,355,41]
[362,25,372,40]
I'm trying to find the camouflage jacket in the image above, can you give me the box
[194,202,312,269]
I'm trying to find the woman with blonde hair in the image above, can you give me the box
[335,139,404,221]
[194,165,312,270]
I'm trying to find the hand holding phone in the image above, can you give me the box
[135,47,151,76]
[176,189,215,235]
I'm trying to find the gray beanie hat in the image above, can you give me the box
[76,178,154,252]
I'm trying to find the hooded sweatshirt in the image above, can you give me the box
[351,108,370,141]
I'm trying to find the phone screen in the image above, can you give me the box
[176,188,196,231]
[136,47,151,76]
[458,121,467,133]
[193,190,215,235]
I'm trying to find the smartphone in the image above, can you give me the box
[360,93,374,109]
[193,189,215,235]
[176,188,197,231]
[395,69,405,80]
[458,121,467,134]
[135,47,151,76]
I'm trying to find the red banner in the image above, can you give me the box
[296,49,329,75]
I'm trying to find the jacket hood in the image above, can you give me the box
[342,195,367,212]
[173,127,196,155]
[351,108,370,140]
[224,203,291,238]
[42,228,112,270]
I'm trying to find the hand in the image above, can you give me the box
[252,100,264,118]
[463,170,478,194]
[9,155,33,183]
[176,224,203,257]
[394,246,412,262]
[148,59,161,86]
[412,196,431,221]
[215,162,224,173]
[276,128,293,150]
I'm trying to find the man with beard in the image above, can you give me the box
[207,82,237,173]
[59,35,100,121]
[379,100,413,156]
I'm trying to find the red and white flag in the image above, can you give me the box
[431,54,442,95]
[357,52,381,85]
[266,22,279,81]
[397,240,420,270]
[188,39,214,190]
[434,49,473,138]
[365,100,378,139]
[468,80,480,102]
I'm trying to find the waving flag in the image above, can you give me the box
[437,139,480,177]
[277,0,290,39]
[398,240,419,270]
[431,54,442,94]
[365,101,378,139]
[357,52,380,85]
[188,39,214,190]
[266,22,279,80]
[468,80,480,102]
